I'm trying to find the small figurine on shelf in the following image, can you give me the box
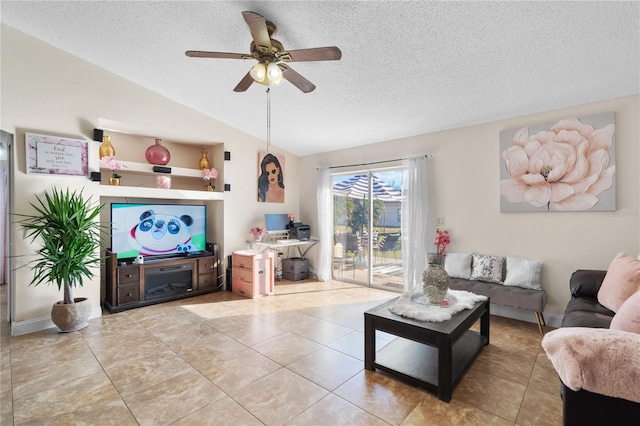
[101,156,125,186]
[250,227,265,242]
[202,167,218,191]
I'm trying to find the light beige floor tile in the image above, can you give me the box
[401,392,513,425]
[287,346,364,391]
[12,371,133,425]
[1,401,12,426]
[516,386,563,426]
[290,316,354,345]
[252,332,323,365]
[197,346,282,394]
[169,328,248,368]
[232,368,328,425]
[104,351,194,397]
[327,330,392,361]
[11,351,104,400]
[528,357,561,396]
[334,370,427,425]
[172,396,264,426]
[124,368,225,425]
[453,368,527,422]
[207,314,288,346]
[288,393,390,426]
[471,344,535,385]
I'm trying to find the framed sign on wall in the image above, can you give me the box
[26,132,88,176]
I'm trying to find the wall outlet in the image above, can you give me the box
[436,217,445,227]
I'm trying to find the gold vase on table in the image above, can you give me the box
[109,177,120,186]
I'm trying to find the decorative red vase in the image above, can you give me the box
[145,138,170,165]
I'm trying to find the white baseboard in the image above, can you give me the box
[490,304,563,329]
[11,306,102,336]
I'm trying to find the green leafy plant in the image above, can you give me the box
[16,188,104,304]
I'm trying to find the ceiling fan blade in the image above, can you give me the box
[242,11,272,52]
[185,50,251,60]
[279,64,316,93]
[280,47,342,62]
[233,72,255,92]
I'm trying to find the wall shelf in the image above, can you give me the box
[99,160,223,200]
[99,184,223,200]
[100,161,205,178]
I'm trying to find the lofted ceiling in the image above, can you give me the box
[1,1,639,157]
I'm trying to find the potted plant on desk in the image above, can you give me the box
[16,188,104,332]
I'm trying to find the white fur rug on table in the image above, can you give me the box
[389,290,488,322]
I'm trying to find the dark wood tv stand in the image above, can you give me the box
[104,245,220,313]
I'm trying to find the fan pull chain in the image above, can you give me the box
[266,87,271,153]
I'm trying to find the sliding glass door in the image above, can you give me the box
[331,168,404,290]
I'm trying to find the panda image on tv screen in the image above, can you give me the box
[111,203,206,259]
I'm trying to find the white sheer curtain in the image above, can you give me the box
[401,156,429,292]
[316,167,333,281]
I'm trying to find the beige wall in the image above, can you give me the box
[2,25,300,332]
[301,95,640,316]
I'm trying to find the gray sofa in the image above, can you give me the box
[444,252,547,333]
[448,278,546,333]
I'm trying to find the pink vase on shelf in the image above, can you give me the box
[145,138,170,165]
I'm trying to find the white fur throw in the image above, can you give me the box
[541,327,640,403]
[388,290,487,322]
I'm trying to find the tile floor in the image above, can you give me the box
[0,280,562,425]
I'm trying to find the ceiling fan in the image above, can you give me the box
[185,11,342,93]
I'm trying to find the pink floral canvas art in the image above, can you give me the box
[500,112,616,212]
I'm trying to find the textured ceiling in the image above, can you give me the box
[2,1,639,156]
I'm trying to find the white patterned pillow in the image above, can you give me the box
[470,254,505,284]
[444,253,472,279]
[504,257,543,290]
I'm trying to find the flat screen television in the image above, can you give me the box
[110,203,207,259]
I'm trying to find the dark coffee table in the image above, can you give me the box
[364,297,489,402]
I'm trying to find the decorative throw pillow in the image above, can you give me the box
[503,256,543,290]
[610,290,640,334]
[444,253,472,279]
[470,254,505,284]
[597,253,640,312]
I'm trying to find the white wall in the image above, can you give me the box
[1,25,300,333]
[300,95,640,317]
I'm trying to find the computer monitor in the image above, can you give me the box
[264,213,289,233]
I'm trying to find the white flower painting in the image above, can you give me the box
[500,112,616,212]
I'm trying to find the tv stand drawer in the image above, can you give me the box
[117,266,139,285]
[118,284,140,305]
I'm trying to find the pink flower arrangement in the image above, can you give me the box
[434,229,450,256]
[101,156,125,178]
[250,227,265,237]
[202,167,218,189]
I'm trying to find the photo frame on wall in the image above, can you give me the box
[257,152,285,203]
[26,132,88,176]
[499,111,616,212]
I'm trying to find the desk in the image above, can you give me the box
[253,239,319,259]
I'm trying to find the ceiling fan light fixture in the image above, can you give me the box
[267,62,282,80]
[250,62,267,82]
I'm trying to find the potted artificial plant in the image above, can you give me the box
[17,187,104,332]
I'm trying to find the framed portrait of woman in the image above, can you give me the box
[258,152,285,203]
